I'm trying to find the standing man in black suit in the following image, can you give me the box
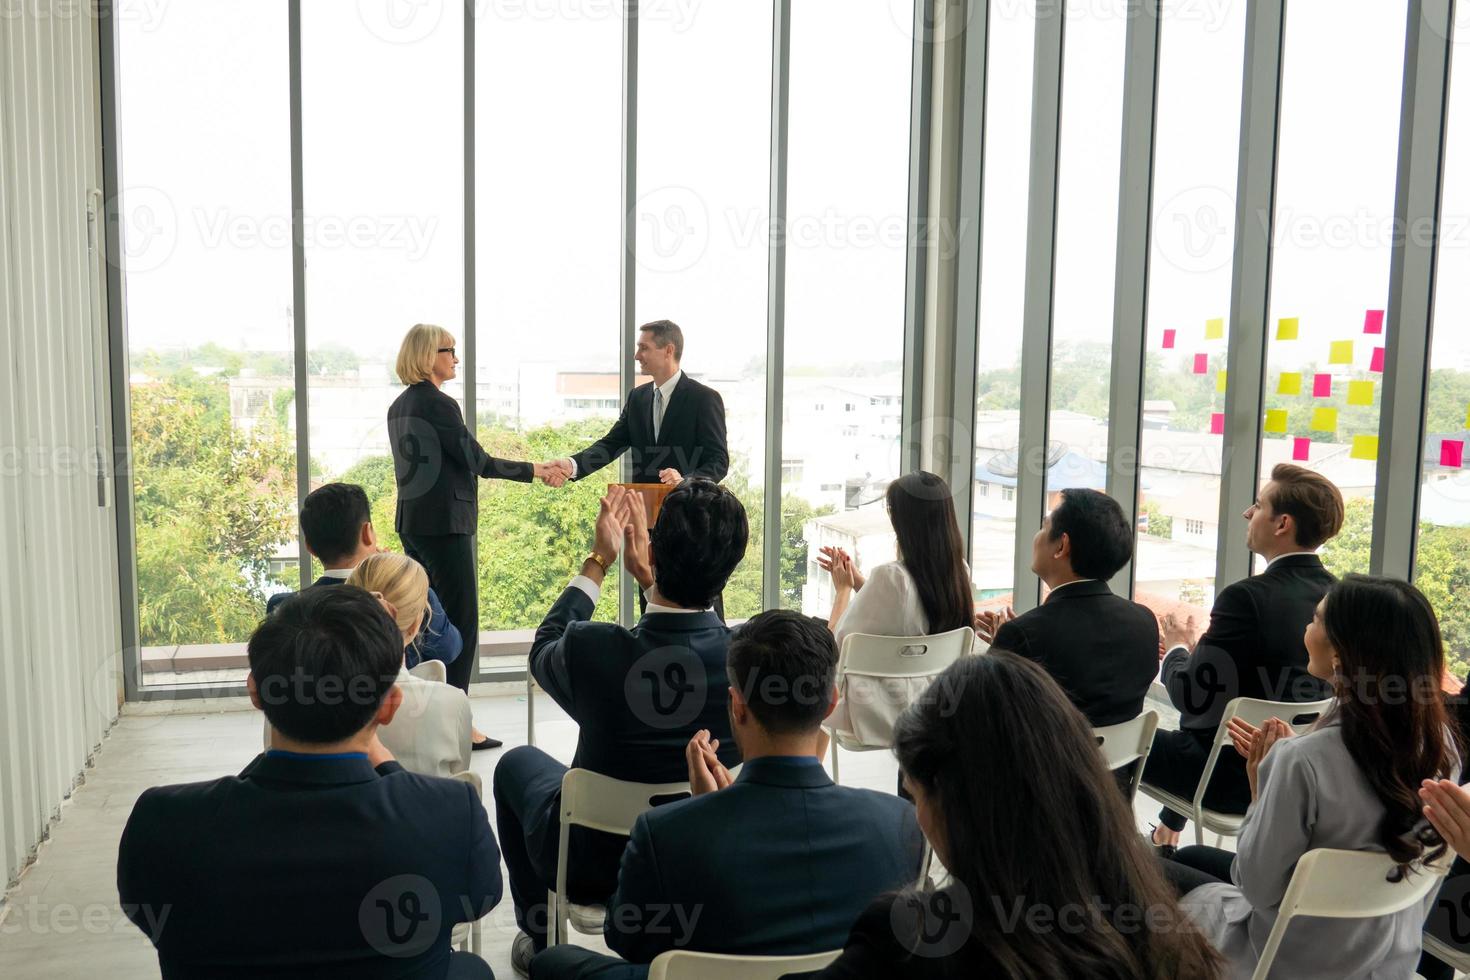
[530,610,925,980]
[975,488,1159,729]
[118,587,502,979]
[1143,463,1343,854]
[544,320,729,488]
[494,481,747,978]
[389,323,565,749]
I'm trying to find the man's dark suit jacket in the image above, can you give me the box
[389,379,533,536]
[117,751,502,979]
[602,756,924,975]
[992,579,1160,728]
[1160,553,1335,732]
[266,576,462,669]
[570,374,728,484]
[528,585,741,898]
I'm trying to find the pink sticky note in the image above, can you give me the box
[1210,413,1225,435]
[1370,346,1385,373]
[1163,329,1176,349]
[1293,437,1311,461]
[1364,309,1385,334]
[1313,373,1332,398]
[1443,440,1465,468]
[1194,354,1209,375]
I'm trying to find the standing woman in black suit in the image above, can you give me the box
[388,323,565,750]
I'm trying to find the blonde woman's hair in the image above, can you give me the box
[395,323,451,385]
[346,553,430,649]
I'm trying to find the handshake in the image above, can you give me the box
[532,458,574,488]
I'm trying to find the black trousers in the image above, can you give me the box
[402,531,478,693]
[1141,727,1252,833]
[1162,845,1235,897]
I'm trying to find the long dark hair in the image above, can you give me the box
[1320,575,1460,879]
[886,472,973,634]
[893,654,1220,979]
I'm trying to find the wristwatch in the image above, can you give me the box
[586,551,610,573]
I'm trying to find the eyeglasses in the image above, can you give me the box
[437,347,456,357]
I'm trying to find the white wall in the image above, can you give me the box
[0,4,123,889]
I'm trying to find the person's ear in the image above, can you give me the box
[822,684,839,722]
[728,684,749,726]
[375,684,404,728]
[1054,531,1071,560]
[362,521,376,550]
[246,672,263,711]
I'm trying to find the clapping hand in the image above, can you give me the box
[1245,717,1294,801]
[974,607,1015,645]
[591,485,629,566]
[534,459,572,488]
[621,490,654,590]
[1160,612,1203,654]
[1420,779,1470,854]
[686,729,732,797]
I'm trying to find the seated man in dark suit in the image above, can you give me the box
[495,480,748,976]
[267,482,461,672]
[532,609,925,980]
[1144,463,1342,854]
[117,587,501,979]
[975,488,1158,729]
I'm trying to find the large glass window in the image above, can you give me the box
[116,0,295,684]
[970,0,1034,612]
[783,1,911,617]
[635,0,772,618]
[1259,0,1407,577]
[1419,3,1470,678]
[299,3,463,588]
[1136,0,1248,637]
[472,7,623,633]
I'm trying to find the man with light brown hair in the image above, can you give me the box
[1143,463,1345,854]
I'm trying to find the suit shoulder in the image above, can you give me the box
[828,783,920,824]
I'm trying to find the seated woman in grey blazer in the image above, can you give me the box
[1166,575,1461,980]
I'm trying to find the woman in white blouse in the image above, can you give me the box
[1165,575,1460,979]
[819,471,974,648]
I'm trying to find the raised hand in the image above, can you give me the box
[1227,716,1260,759]
[621,490,654,590]
[974,607,1015,645]
[686,729,732,797]
[592,485,628,564]
[1246,717,1294,801]
[1420,779,1470,853]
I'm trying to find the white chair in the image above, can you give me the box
[1421,931,1470,974]
[526,670,538,746]
[824,627,974,785]
[1139,696,1332,846]
[1094,710,1158,805]
[548,768,691,946]
[647,949,842,980]
[448,769,487,956]
[408,658,446,683]
[1249,847,1453,980]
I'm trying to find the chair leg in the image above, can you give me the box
[526,674,536,747]
[830,737,840,785]
[1194,814,1204,847]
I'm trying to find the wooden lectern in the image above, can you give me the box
[615,483,673,526]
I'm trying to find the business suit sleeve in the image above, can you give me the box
[422,389,533,483]
[117,791,170,946]
[1161,582,1255,712]
[417,587,463,667]
[603,814,668,964]
[688,387,728,482]
[990,618,1031,661]
[460,782,505,921]
[570,401,634,480]
[528,586,597,716]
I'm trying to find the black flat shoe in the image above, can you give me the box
[1147,824,1177,860]
[471,735,503,751]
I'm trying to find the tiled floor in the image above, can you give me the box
[0,689,1181,978]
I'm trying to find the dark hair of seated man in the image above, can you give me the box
[298,481,373,567]
[649,477,749,609]
[1046,487,1135,581]
[248,586,403,744]
[726,609,838,735]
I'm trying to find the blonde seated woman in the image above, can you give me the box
[264,554,474,778]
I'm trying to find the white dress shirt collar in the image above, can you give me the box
[1265,550,1318,570]
[654,370,683,402]
[320,567,353,580]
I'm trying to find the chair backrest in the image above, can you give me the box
[1095,710,1159,773]
[558,768,690,836]
[408,658,447,684]
[450,769,482,798]
[1251,847,1454,980]
[838,627,974,678]
[648,949,842,980]
[1213,696,1334,750]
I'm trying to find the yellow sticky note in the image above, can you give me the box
[1330,340,1355,365]
[1278,372,1302,396]
[1347,380,1375,407]
[1206,317,1226,340]
[1264,409,1289,434]
[1277,318,1300,340]
[1216,370,1228,394]
[1311,407,1338,432]
[1465,404,1470,428]
[1351,435,1379,461]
